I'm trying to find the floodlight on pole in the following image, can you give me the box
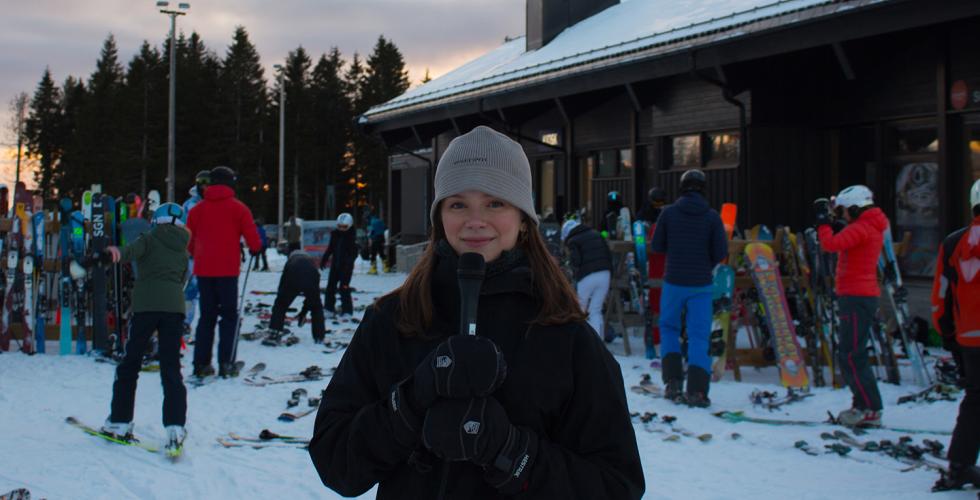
[274,63,286,242]
[158,1,190,203]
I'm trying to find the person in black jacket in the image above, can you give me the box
[651,169,727,407]
[561,218,613,339]
[269,250,325,342]
[309,126,644,499]
[319,213,357,319]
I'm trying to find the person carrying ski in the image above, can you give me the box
[561,218,612,339]
[269,250,325,343]
[186,166,262,379]
[814,184,888,427]
[930,178,980,491]
[253,219,270,271]
[319,212,357,319]
[180,170,209,339]
[99,202,190,457]
[636,187,668,360]
[366,210,388,275]
[651,169,727,407]
[309,126,644,499]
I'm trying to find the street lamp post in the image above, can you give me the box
[158,1,190,203]
[274,64,285,242]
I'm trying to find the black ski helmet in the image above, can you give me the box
[195,169,211,187]
[607,190,623,210]
[648,187,667,204]
[680,169,707,193]
[209,166,237,188]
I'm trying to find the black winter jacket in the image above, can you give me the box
[320,228,357,271]
[650,191,727,287]
[564,224,613,281]
[281,252,320,294]
[309,241,644,499]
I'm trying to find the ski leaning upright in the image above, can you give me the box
[878,226,930,387]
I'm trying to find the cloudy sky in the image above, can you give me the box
[0,0,525,190]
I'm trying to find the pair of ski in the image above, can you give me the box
[713,410,952,435]
[631,411,712,442]
[65,416,182,460]
[817,429,947,472]
[749,388,813,411]
[243,365,329,387]
[278,388,321,422]
[216,429,309,449]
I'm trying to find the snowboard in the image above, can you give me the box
[31,211,46,354]
[709,264,735,381]
[744,242,809,389]
[720,203,738,240]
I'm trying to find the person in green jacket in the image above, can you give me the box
[98,202,190,458]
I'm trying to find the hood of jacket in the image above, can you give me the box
[203,184,235,201]
[857,206,889,232]
[675,191,710,216]
[149,223,190,252]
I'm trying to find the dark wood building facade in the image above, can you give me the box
[367,0,980,276]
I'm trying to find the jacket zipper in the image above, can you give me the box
[436,461,450,500]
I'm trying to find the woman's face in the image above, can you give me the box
[440,190,523,262]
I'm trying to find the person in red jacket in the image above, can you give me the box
[186,166,262,378]
[930,179,980,491]
[814,184,888,427]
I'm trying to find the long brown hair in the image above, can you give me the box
[382,206,586,337]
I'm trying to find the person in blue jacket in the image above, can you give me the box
[253,220,270,271]
[650,169,727,407]
[366,211,387,274]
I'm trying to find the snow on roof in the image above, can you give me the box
[364,0,886,123]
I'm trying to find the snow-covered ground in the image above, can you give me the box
[0,253,973,499]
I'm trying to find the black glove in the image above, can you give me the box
[249,248,261,257]
[412,335,507,409]
[422,397,537,492]
[813,198,833,227]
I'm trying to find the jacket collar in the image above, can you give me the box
[203,185,235,201]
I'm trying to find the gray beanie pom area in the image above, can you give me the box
[430,126,539,226]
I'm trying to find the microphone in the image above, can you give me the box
[457,252,486,336]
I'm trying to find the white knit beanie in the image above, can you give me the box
[430,126,538,226]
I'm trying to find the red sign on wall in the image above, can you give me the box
[951,80,968,110]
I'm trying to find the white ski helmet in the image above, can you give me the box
[971,178,980,211]
[561,219,581,241]
[337,212,353,228]
[834,185,874,209]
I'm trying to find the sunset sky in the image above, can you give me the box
[0,0,525,190]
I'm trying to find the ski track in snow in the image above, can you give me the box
[0,253,973,499]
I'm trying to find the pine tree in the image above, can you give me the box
[280,46,313,219]
[56,76,87,197]
[310,48,352,218]
[24,69,63,198]
[217,26,269,198]
[356,36,411,216]
[169,31,222,196]
[120,41,167,197]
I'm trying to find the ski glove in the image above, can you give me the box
[386,378,425,449]
[422,397,537,493]
[412,335,507,409]
[813,198,833,227]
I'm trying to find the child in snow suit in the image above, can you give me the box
[319,213,357,319]
[814,185,888,427]
[651,169,728,407]
[561,218,612,339]
[100,203,190,455]
[309,126,644,499]
[930,178,980,491]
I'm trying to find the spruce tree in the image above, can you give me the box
[24,68,63,198]
[310,48,351,219]
[120,41,167,197]
[281,46,313,219]
[218,26,269,197]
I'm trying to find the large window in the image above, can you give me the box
[887,122,939,277]
[537,159,556,221]
[667,131,740,169]
[592,148,634,178]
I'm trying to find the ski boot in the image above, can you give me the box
[287,388,307,408]
[100,420,135,441]
[261,329,286,346]
[683,366,712,408]
[219,362,241,378]
[367,262,378,275]
[933,463,980,491]
[283,334,300,346]
[836,407,882,428]
[192,364,215,379]
[164,425,186,460]
[662,353,685,402]
[383,260,392,273]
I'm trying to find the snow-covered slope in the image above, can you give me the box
[0,253,969,499]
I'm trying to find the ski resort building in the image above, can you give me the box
[363,0,980,278]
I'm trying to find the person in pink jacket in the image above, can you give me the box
[814,184,888,427]
[186,166,262,378]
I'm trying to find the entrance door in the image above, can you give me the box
[886,121,940,277]
[535,158,560,222]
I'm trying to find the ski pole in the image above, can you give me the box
[230,254,256,363]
